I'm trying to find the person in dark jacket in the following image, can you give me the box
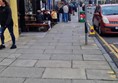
[43,10,52,30]
[36,10,44,23]
[0,0,16,49]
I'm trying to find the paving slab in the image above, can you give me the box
[0,66,7,73]
[72,80,96,83]
[10,59,37,67]
[73,49,102,55]
[95,80,118,83]
[0,58,5,62]
[73,61,111,69]
[18,54,51,60]
[44,49,73,54]
[86,69,117,80]
[24,79,71,83]
[42,68,86,79]
[35,60,71,68]
[30,45,55,49]
[51,54,83,61]
[55,46,81,50]
[83,55,105,61]
[0,78,25,83]
[15,49,44,54]
[0,53,10,58]
[81,45,99,49]
[0,67,44,78]
[0,59,15,66]
[7,54,22,58]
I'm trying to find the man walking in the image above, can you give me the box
[63,3,69,22]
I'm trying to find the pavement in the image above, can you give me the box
[0,13,118,83]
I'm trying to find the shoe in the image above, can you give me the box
[0,45,5,50]
[10,45,17,49]
[48,28,51,30]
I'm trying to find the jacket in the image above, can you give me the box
[0,6,13,27]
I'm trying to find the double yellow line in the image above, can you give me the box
[97,33,118,58]
[87,22,118,58]
[110,44,118,54]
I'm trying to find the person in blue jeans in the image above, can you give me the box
[0,0,16,49]
[63,3,69,22]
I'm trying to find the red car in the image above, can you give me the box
[93,4,118,35]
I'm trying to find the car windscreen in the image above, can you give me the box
[101,6,118,15]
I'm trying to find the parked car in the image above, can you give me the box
[92,4,118,35]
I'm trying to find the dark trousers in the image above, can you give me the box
[1,25,15,45]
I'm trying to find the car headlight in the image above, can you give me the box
[102,16,109,23]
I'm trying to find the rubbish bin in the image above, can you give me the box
[79,11,85,22]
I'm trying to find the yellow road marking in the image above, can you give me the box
[87,22,118,58]
[110,44,118,53]
[97,33,118,58]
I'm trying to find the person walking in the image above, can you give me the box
[63,3,69,22]
[0,0,17,49]
[58,6,63,22]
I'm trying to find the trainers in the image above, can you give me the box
[10,45,17,49]
[48,28,51,30]
[0,45,5,50]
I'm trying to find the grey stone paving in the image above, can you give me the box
[0,67,44,78]
[0,13,117,83]
[73,61,111,69]
[0,78,25,83]
[24,79,71,83]
[86,69,117,80]
[42,68,86,79]
[83,54,105,61]
[35,60,71,68]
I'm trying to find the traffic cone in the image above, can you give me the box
[89,26,95,36]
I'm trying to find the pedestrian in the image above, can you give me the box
[51,9,57,25]
[58,6,63,22]
[0,0,17,49]
[82,3,85,11]
[63,3,69,22]
[43,10,52,30]
[36,10,44,23]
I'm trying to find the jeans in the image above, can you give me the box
[1,26,15,45]
[63,13,68,22]
[59,13,63,22]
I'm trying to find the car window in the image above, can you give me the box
[101,6,118,15]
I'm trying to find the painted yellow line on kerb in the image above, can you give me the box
[110,44,118,53]
[87,22,118,58]
[97,33,118,58]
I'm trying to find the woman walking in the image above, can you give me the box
[0,0,17,49]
